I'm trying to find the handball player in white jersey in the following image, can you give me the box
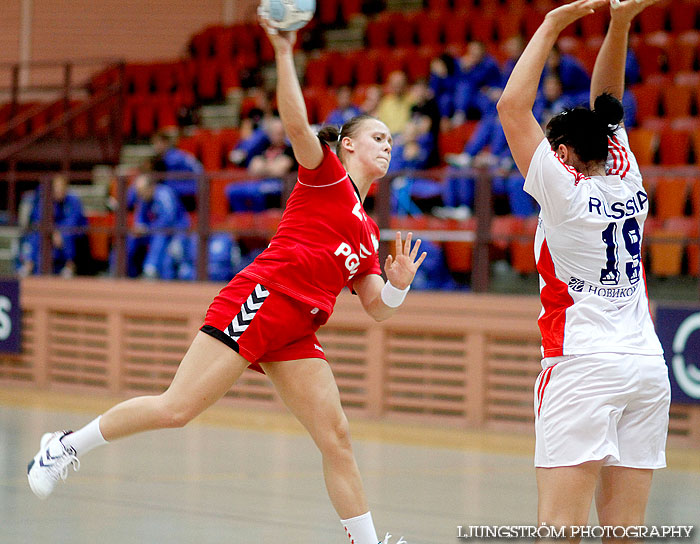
[497,0,669,539]
[26,15,426,544]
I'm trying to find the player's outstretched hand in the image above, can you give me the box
[610,0,661,24]
[384,232,427,290]
[544,0,609,33]
[258,15,297,54]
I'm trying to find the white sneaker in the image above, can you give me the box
[27,431,80,499]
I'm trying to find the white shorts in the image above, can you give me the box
[534,352,670,468]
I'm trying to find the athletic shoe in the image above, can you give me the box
[27,431,80,499]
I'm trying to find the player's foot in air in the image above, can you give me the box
[27,431,80,499]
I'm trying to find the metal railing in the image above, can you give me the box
[3,165,699,298]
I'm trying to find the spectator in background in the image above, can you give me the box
[429,53,460,124]
[542,44,591,105]
[152,129,204,211]
[359,84,382,116]
[453,41,503,124]
[442,96,537,218]
[409,80,441,168]
[325,85,362,126]
[501,36,526,84]
[230,89,278,169]
[534,74,578,125]
[124,173,190,279]
[376,71,415,135]
[225,117,296,212]
[17,174,89,278]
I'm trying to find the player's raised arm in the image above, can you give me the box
[260,19,324,170]
[497,0,607,177]
[590,0,660,106]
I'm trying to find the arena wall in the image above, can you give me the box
[1,277,698,448]
[0,0,258,86]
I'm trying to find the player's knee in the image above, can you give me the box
[156,396,196,429]
[320,415,352,455]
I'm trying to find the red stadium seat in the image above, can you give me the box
[327,51,354,87]
[634,34,670,79]
[629,84,662,122]
[511,216,538,275]
[579,9,608,38]
[627,128,658,167]
[125,64,153,95]
[213,28,234,60]
[199,130,223,171]
[668,31,700,74]
[416,14,443,46]
[637,4,668,34]
[195,59,220,100]
[495,9,522,41]
[366,18,391,49]
[658,128,692,165]
[426,0,450,10]
[189,29,215,58]
[154,95,177,130]
[354,50,381,85]
[132,97,156,138]
[340,0,362,23]
[468,14,497,43]
[318,0,339,25]
[314,88,339,125]
[661,86,694,119]
[405,46,436,82]
[220,62,240,95]
[669,1,698,33]
[653,177,690,219]
[438,122,478,158]
[391,12,416,47]
[304,56,330,88]
[443,11,469,45]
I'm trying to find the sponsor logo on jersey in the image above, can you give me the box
[568,277,640,299]
[568,277,585,292]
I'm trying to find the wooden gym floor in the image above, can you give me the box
[1,387,698,544]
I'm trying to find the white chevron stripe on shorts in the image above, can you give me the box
[224,284,269,342]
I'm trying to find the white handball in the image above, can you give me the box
[259,0,316,32]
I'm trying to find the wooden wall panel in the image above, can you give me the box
[0,277,698,449]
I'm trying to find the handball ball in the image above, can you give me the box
[260,0,316,31]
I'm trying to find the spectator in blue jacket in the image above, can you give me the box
[453,41,503,123]
[124,174,190,279]
[324,86,362,127]
[542,45,591,106]
[429,53,460,122]
[152,130,204,211]
[17,174,88,278]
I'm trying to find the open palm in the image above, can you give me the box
[384,232,427,290]
[544,0,609,31]
[610,0,661,22]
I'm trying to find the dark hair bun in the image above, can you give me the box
[593,93,624,127]
[317,125,340,145]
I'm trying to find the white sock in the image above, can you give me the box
[341,511,379,544]
[60,416,108,456]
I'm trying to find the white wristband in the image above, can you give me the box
[380,281,410,308]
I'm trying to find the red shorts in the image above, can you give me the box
[201,276,328,373]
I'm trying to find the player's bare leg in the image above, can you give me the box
[99,332,250,439]
[536,461,604,543]
[595,466,653,544]
[260,358,368,517]
[28,332,249,498]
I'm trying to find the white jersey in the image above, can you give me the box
[524,127,663,358]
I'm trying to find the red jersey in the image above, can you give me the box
[239,144,382,320]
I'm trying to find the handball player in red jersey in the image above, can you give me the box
[27,17,426,544]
